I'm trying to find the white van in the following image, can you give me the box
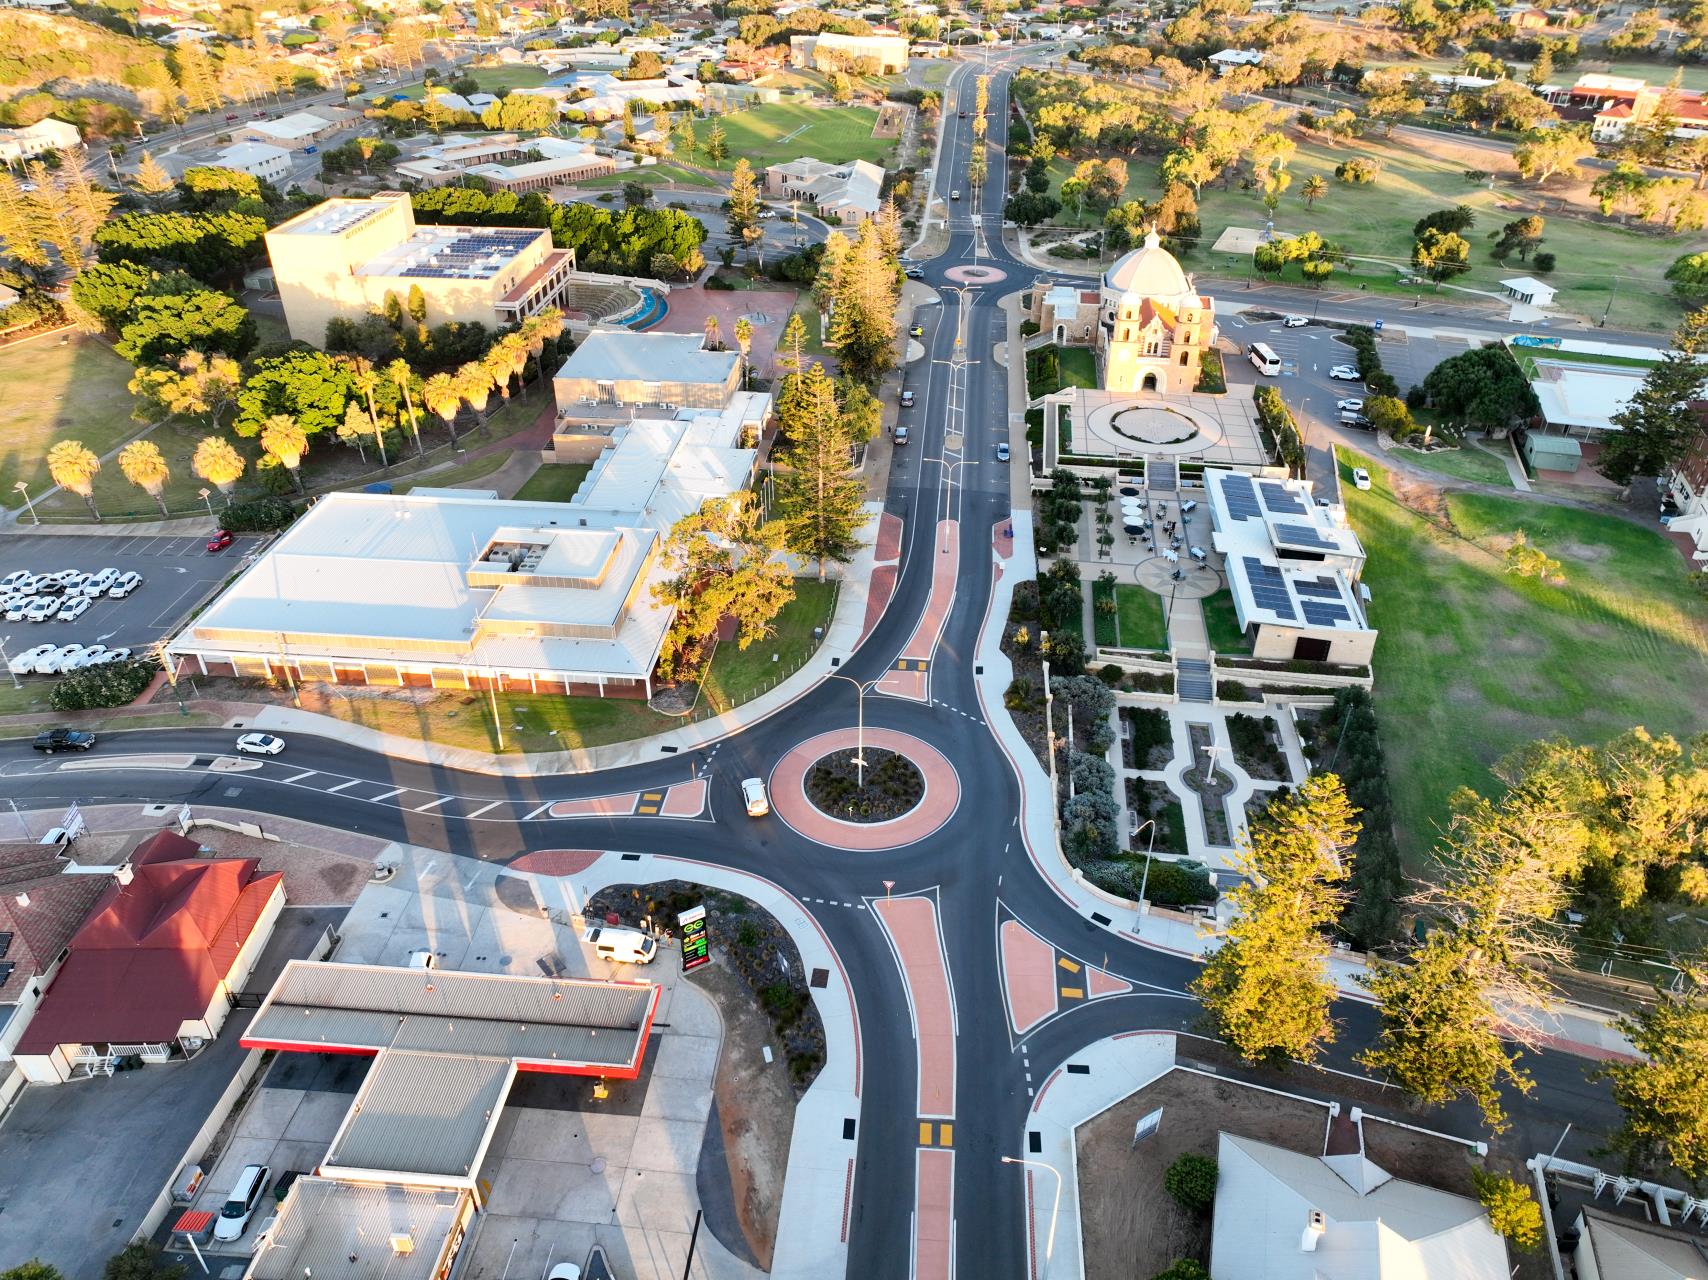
[581,925,657,965]
[214,1163,271,1242]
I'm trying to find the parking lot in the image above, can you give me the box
[0,531,261,661]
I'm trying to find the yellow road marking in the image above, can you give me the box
[1057,957,1081,973]
[919,1121,934,1145]
[939,1123,953,1146]
[1060,986,1084,1000]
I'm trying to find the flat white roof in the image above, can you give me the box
[572,390,763,529]
[1531,363,1638,432]
[217,141,290,165]
[1204,469,1372,634]
[248,110,338,140]
[247,1179,468,1280]
[557,330,738,387]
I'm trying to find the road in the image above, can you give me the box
[2,55,1629,1279]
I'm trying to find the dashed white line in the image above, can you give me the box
[325,780,359,793]
[371,787,406,802]
[284,770,317,783]
[413,796,453,812]
[465,800,503,818]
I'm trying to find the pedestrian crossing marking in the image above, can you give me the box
[920,1121,934,1145]
[1060,986,1084,1000]
[939,1123,953,1146]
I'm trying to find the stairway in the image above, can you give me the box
[1148,458,1177,492]
[1177,657,1213,703]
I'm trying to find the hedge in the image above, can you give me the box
[51,660,159,711]
[218,495,297,532]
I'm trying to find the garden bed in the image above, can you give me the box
[1227,711,1288,782]
[1122,705,1174,771]
[1125,776,1190,857]
[804,747,925,822]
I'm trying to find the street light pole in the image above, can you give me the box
[826,672,877,788]
[1001,1156,1063,1275]
[198,487,214,520]
[0,635,18,689]
[14,481,36,525]
[1132,818,1157,927]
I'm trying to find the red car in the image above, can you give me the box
[206,529,234,553]
[224,113,238,121]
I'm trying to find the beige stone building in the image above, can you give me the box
[764,157,885,224]
[788,31,909,73]
[264,194,576,343]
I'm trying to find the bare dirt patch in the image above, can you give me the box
[1388,472,1453,527]
[1077,1066,1332,1279]
[872,101,908,138]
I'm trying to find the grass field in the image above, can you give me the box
[1046,130,1707,332]
[1103,583,1167,649]
[399,450,510,494]
[390,65,552,99]
[1201,588,1251,653]
[513,462,591,503]
[577,163,719,190]
[0,335,143,511]
[1390,440,1514,487]
[1337,445,1708,860]
[691,103,889,170]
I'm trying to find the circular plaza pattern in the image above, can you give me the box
[1081,398,1226,457]
[770,727,960,851]
[942,264,1008,285]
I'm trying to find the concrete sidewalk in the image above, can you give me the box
[239,503,888,776]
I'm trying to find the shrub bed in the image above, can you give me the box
[805,747,925,822]
[51,659,159,711]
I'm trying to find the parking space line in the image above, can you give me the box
[465,800,502,818]
[413,796,452,812]
[370,787,406,802]
[284,770,317,783]
[325,780,359,793]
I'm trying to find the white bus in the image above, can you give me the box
[1248,342,1282,375]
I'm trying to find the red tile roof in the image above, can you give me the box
[14,854,282,1052]
[0,845,107,1005]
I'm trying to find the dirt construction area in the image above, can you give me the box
[1075,1069,1332,1279]
[873,102,909,138]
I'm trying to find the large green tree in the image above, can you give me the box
[1191,774,1360,1065]
[773,362,867,580]
[233,349,354,438]
[115,289,256,364]
[825,220,899,385]
[1601,308,1708,484]
[1597,975,1708,1182]
[650,493,794,682]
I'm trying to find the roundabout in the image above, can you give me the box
[769,727,960,850]
[942,264,1008,285]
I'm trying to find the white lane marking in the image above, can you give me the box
[285,770,317,783]
[413,796,453,812]
[325,780,359,793]
[523,802,553,820]
[370,787,406,801]
[466,800,503,818]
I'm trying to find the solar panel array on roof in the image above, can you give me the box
[1221,473,1261,521]
[1272,522,1339,551]
[1294,577,1342,600]
[1258,481,1306,515]
[396,230,539,279]
[1242,557,1296,620]
[296,203,386,236]
[1301,600,1351,627]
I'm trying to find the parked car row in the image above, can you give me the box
[11,643,135,675]
[1,568,143,625]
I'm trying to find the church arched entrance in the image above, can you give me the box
[1141,372,1159,393]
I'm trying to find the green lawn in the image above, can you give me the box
[1201,588,1251,653]
[700,579,838,714]
[399,450,511,494]
[579,163,720,191]
[1101,583,1167,649]
[1390,440,1514,487]
[1337,445,1708,861]
[1051,130,1706,332]
[0,335,144,510]
[691,103,889,170]
[1058,346,1097,389]
[513,462,592,503]
[389,65,552,98]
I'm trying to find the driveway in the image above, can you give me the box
[0,906,341,1279]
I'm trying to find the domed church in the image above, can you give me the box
[1099,228,1216,395]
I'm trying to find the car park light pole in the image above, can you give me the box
[198,487,214,521]
[13,481,35,525]
[0,635,17,690]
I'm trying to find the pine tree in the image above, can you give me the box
[1190,775,1360,1065]
[1601,307,1708,484]
[826,221,900,385]
[778,312,808,376]
[172,41,223,116]
[0,171,47,268]
[812,230,850,314]
[727,157,760,238]
[704,120,728,165]
[774,363,867,580]
[133,152,174,204]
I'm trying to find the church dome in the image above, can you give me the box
[1103,228,1191,300]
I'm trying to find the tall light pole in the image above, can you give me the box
[1001,1156,1063,1275]
[1132,818,1157,927]
[825,671,880,788]
[0,635,18,690]
[198,487,215,520]
[14,481,36,525]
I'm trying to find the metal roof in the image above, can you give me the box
[325,1051,514,1179]
[555,330,737,387]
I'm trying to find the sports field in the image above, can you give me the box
[690,103,889,169]
[0,334,140,510]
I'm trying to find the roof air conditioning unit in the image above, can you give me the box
[1301,1209,1326,1252]
[390,1234,416,1255]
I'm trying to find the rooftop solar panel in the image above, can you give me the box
[1272,522,1339,551]
[1294,577,1342,600]
[1258,481,1306,515]
[1241,556,1296,621]
[1301,600,1351,627]
[1221,473,1261,521]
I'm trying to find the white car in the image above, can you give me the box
[1281,314,1308,327]
[11,643,56,675]
[37,644,85,675]
[65,645,107,670]
[0,570,33,593]
[1335,398,1365,413]
[95,647,133,665]
[546,1267,582,1280]
[1328,365,1361,381]
[36,570,78,587]
[78,568,118,597]
[742,776,769,817]
[1353,467,1372,491]
[57,596,91,623]
[108,571,142,598]
[24,597,60,621]
[235,732,286,755]
[4,599,29,623]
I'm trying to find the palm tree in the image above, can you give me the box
[191,435,245,503]
[500,334,529,397]
[117,439,170,515]
[481,342,517,405]
[386,359,424,455]
[47,440,102,521]
[1302,174,1328,208]
[734,316,753,389]
[456,362,496,431]
[703,314,721,351]
[259,415,309,492]
[421,371,464,445]
[343,356,390,466]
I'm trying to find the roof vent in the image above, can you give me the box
[1301,1209,1326,1252]
[389,1233,415,1255]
